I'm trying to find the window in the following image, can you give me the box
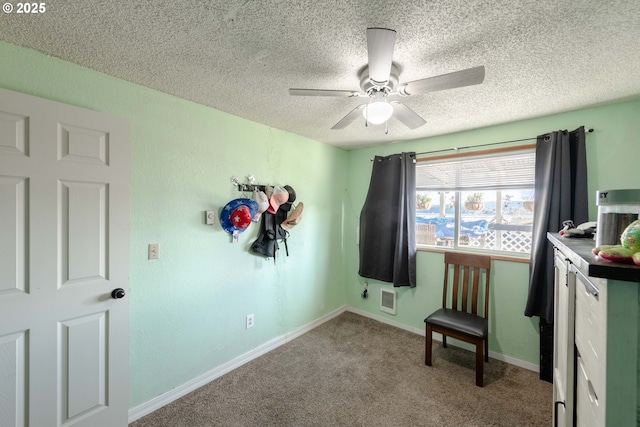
[415,147,535,255]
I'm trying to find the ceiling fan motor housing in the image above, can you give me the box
[360,64,399,95]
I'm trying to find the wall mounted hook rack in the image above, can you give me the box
[237,184,267,192]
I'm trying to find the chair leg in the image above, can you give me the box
[425,323,433,366]
[476,341,484,387]
[484,338,489,363]
[442,335,447,348]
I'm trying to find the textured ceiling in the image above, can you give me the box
[1,0,640,149]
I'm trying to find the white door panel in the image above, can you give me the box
[0,330,27,427]
[60,180,109,284]
[61,312,107,423]
[0,110,29,156]
[0,88,129,427]
[0,176,28,294]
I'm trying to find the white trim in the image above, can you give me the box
[345,307,539,373]
[128,306,347,423]
[129,304,538,422]
[347,307,424,335]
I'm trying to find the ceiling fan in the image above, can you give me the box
[289,28,485,131]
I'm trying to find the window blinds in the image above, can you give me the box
[416,148,535,191]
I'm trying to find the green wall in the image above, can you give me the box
[344,97,640,365]
[0,41,348,408]
[2,39,640,408]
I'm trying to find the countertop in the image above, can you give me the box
[547,232,640,283]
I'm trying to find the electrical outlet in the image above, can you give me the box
[246,314,254,329]
[148,243,159,260]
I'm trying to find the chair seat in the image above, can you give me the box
[425,308,487,339]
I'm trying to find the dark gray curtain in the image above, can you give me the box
[359,152,416,287]
[525,126,588,323]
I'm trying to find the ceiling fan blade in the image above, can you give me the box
[331,104,366,130]
[367,28,396,84]
[399,65,485,96]
[289,88,360,97]
[391,101,427,130]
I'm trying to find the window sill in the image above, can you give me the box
[416,245,531,264]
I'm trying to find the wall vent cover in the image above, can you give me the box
[380,288,397,315]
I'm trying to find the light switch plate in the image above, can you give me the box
[205,210,215,225]
[148,243,159,260]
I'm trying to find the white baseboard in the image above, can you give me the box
[345,307,539,373]
[128,305,347,423]
[129,304,538,422]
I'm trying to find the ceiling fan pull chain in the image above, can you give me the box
[385,120,388,134]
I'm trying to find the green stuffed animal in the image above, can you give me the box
[593,220,640,264]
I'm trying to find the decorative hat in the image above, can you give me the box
[280,185,297,212]
[264,185,274,199]
[252,190,269,222]
[281,202,304,231]
[220,198,258,234]
[284,185,296,203]
[267,185,290,214]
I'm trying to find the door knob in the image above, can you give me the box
[111,288,126,299]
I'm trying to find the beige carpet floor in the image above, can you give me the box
[130,311,551,427]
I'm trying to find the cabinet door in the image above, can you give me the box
[574,268,605,427]
[575,353,600,427]
[553,251,574,427]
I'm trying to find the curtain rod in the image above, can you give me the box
[369,127,594,161]
[413,127,593,157]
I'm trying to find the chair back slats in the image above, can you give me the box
[471,268,480,315]
[461,265,470,312]
[443,252,492,319]
[442,263,450,308]
[451,265,460,310]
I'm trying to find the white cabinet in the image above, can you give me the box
[573,268,606,426]
[553,250,574,427]
[550,234,640,427]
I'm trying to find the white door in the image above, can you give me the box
[0,87,130,427]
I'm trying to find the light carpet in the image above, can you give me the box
[130,311,551,426]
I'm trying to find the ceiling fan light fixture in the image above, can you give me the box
[288,28,484,132]
[363,101,393,124]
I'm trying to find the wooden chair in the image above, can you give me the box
[424,252,492,386]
